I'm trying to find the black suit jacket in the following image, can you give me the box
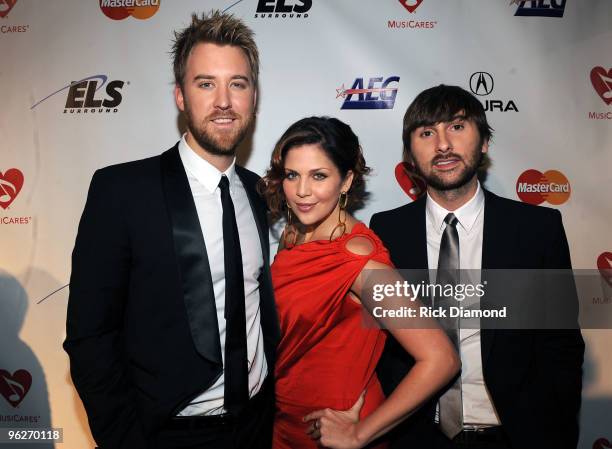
[64,144,280,449]
[370,189,584,449]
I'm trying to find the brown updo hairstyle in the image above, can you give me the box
[258,116,371,221]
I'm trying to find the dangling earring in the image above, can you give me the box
[329,191,348,241]
[283,204,298,249]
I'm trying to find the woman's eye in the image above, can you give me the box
[285,172,296,180]
[313,173,327,180]
[421,130,433,137]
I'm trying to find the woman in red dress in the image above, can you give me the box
[258,117,460,449]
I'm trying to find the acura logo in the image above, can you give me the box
[469,72,494,96]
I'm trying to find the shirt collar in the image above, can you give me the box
[178,134,237,193]
[426,181,484,234]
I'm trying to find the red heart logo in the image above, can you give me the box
[0,0,18,19]
[590,67,612,106]
[597,252,612,288]
[395,162,427,201]
[0,369,32,408]
[399,0,423,14]
[593,438,612,449]
[0,168,24,210]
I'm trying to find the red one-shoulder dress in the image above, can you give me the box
[272,223,391,449]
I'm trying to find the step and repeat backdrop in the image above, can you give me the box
[1,0,611,447]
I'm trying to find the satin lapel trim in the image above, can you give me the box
[235,166,269,265]
[161,146,222,367]
[235,167,281,349]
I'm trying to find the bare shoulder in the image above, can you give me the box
[345,235,376,256]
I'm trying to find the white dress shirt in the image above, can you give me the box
[177,136,267,416]
[426,182,501,427]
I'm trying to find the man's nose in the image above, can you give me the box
[214,85,231,110]
[437,130,452,153]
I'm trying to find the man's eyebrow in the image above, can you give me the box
[191,74,251,83]
[450,114,467,121]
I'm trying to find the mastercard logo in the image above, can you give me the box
[99,0,160,21]
[516,169,571,205]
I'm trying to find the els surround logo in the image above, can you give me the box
[0,168,31,225]
[395,162,426,201]
[336,76,400,110]
[510,0,566,18]
[469,72,518,112]
[0,0,30,35]
[516,169,570,205]
[597,253,612,288]
[588,66,612,120]
[254,0,311,19]
[31,75,127,114]
[0,369,31,408]
[389,0,438,30]
[100,0,160,21]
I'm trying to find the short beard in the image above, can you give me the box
[412,141,484,192]
[184,103,253,157]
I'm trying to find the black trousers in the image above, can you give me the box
[155,380,274,449]
[433,427,511,449]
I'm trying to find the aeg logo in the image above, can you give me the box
[511,0,566,18]
[336,76,400,110]
[516,169,570,205]
[31,75,127,114]
[255,0,311,18]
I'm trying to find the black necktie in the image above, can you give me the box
[218,175,249,413]
[437,213,463,439]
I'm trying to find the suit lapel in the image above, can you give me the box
[235,166,281,359]
[161,146,223,367]
[410,197,429,270]
[235,166,270,266]
[480,189,509,366]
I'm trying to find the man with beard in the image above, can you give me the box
[64,11,279,449]
[370,85,583,449]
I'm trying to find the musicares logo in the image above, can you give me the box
[591,67,612,106]
[399,0,423,13]
[395,162,426,201]
[0,369,32,408]
[593,438,612,449]
[516,169,570,205]
[0,0,17,18]
[0,168,24,209]
[597,252,612,288]
[99,0,160,21]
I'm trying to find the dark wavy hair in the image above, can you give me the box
[258,116,370,221]
[402,84,493,158]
